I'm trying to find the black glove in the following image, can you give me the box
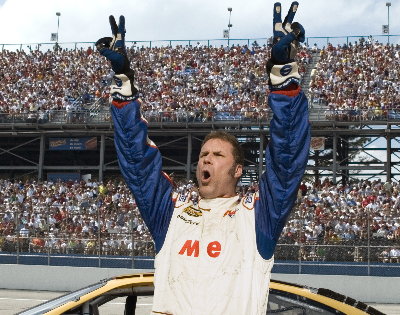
[95,15,138,101]
[267,2,305,90]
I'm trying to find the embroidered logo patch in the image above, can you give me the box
[114,76,123,87]
[245,195,253,204]
[280,64,292,76]
[177,214,199,225]
[223,209,238,218]
[183,206,202,217]
[178,193,188,202]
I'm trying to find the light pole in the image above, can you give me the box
[56,12,61,43]
[227,7,233,47]
[386,2,391,44]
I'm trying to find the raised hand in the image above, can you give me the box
[96,16,129,74]
[96,15,138,101]
[273,2,300,43]
[108,15,127,53]
[271,2,305,64]
[267,2,305,90]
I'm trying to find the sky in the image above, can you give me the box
[0,0,399,46]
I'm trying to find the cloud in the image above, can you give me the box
[0,0,398,45]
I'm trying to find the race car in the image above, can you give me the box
[18,273,384,315]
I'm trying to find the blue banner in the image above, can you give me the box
[49,137,97,150]
[47,172,81,182]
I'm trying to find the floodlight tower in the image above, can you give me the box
[227,7,233,46]
[56,12,61,43]
[386,2,391,44]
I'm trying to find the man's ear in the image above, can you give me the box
[234,164,243,179]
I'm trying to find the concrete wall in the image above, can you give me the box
[0,264,152,292]
[0,264,398,303]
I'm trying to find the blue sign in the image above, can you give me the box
[49,137,97,151]
[47,172,81,182]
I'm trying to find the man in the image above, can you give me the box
[96,2,310,314]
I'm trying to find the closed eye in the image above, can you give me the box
[200,151,209,158]
[200,151,224,158]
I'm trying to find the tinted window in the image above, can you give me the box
[267,289,344,314]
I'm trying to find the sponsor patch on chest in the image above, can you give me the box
[223,209,238,218]
[183,205,202,217]
[177,214,199,225]
[176,205,202,225]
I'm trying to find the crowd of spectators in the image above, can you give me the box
[0,178,155,257]
[277,177,400,262]
[0,176,399,263]
[0,43,312,123]
[0,47,108,115]
[308,38,400,121]
[2,40,400,124]
[133,43,310,122]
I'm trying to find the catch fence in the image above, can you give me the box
[1,34,400,52]
[1,232,399,276]
[1,107,400,125]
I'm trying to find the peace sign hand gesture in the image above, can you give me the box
[273,2,303,42]
[267,2,305,90]
[96,15,138,101]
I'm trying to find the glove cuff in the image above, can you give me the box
[110,73,139,101]
[268,62,301,90]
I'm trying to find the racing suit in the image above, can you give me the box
[111,86,310,315]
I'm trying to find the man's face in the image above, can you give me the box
[196,138,242,199]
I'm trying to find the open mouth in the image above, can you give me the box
[201,170,211,183]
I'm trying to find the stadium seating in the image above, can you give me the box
[2,41,399,123]
[0,44,312,120]
[0,177,399,262]
[308,40,400,121]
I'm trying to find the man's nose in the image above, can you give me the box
[203,155,212,164]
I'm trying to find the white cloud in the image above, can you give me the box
[0,0,398,45]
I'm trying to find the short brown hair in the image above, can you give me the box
[202,131,244,166]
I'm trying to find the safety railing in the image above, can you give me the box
[0,234,155,269]
[1,34,400,52]
[0,108,400,126]
[273,243,400,276]
[1,202,399,275]
[1,235,399,275]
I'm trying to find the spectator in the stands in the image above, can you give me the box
[0,44,312,122]
[309,41,400,121]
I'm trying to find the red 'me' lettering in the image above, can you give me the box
[178,240,200,257]
[207,241,221,258]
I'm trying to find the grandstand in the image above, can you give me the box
[0,37,399,277]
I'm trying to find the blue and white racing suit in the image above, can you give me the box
[111,86,310,315]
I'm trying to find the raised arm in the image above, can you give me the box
[255,2,311,260]
[96,16,174,252]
